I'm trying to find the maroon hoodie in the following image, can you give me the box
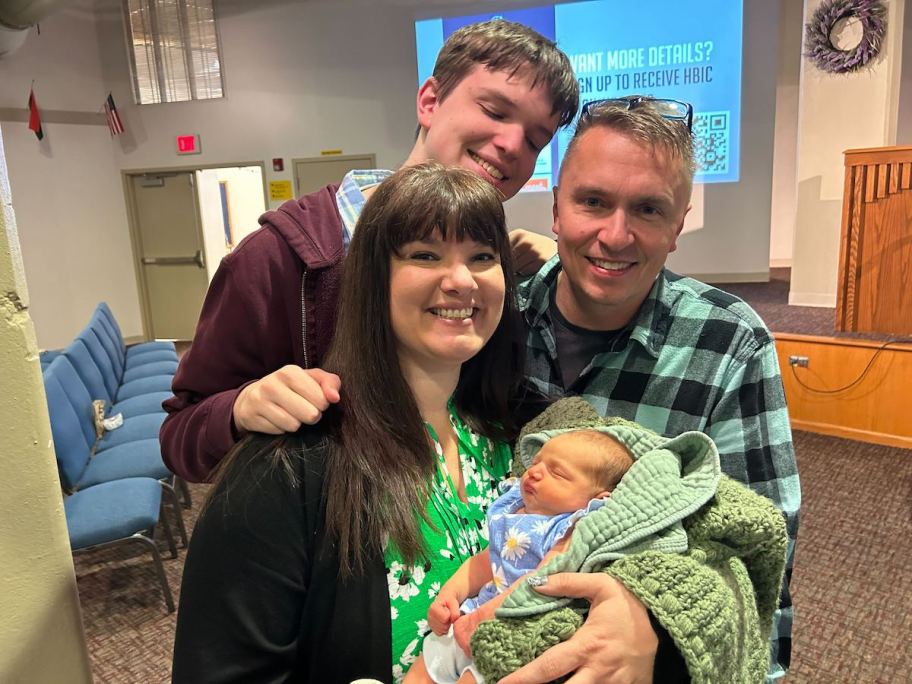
[160,186,343,482]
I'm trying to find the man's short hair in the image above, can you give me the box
[562,98,696,183]
[431,19,579,129]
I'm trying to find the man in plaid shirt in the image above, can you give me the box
[516,97,800,682]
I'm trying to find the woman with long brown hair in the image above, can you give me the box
[172,162,529,683]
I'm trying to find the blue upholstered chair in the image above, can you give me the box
[43,357,187,546]
[64,477,177,612]
[39,349,62,370]
[89,313,178,381]
[87,316,177,383]
[50,355,165,450]
[96,302,178,361]
[63,339,171,418]
[75,329,172,402]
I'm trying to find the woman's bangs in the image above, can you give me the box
[436,195,507,251]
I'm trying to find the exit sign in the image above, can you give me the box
[176,134,201,155]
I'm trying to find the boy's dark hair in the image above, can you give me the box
[432,19,579,129]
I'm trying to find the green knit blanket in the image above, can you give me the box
[471,398,788,684]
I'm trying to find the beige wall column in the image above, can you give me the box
[0,129,93,681]
[791,0,907,306]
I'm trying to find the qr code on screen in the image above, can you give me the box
[693,111,730,176]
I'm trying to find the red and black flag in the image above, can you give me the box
[28,88,43,140]
[104,93,125,136]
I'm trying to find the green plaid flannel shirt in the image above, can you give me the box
[519,258,800,680]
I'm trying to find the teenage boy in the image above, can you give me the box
[160,19,578,482]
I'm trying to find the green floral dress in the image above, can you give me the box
[385,403,511,682]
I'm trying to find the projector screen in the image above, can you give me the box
[416,0,743,193]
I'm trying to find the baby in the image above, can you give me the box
[404,429,634,684]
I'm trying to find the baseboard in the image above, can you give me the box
[769,258,792,268]
[688,271,770,284]
[790,420,912,449]
[787,291,837,307]
[774,334,912,448]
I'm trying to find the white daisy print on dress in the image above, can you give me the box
[533,519,552,536]
[400,637,419,666]
[501,526,531,562]
[387,561,419,601]
[491,564,508,592]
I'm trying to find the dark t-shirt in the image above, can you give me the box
[549,291,629,389]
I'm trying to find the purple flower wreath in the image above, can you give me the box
[804,0,887,74]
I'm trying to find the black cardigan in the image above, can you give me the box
[172,430,393,683]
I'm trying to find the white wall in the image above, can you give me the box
[662,0,780,281]
[0,0,840,350]
[197,165,266,280]
[0,4,141,350]
[217,166,266,245]
[768,0,803,267]
[898,2,912,144]
[791,0,907,307]
[95,0,419,187]
[196,168,226,282]
[99,0,785,279]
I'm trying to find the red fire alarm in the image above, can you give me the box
[272,158,284,172]
[176,134,201,155]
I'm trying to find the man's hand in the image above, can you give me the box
[232,366,341,434]
[509,229,557,276]
[428,590,461,636]
[499,573,657,684]
[453,609,485,656]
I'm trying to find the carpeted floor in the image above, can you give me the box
[785,433,912,683]
[714,268,906,342]
[714,268,836,337]
[74,430,912,683]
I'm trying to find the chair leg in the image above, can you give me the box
[158,504,178,559]
[131,533,175,613]
[177,477,192,509]
[160,482,188,548]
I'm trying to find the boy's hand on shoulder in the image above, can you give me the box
[509,229,556,275]
[232,366,341,434]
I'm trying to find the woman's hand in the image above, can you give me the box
[498,573,657,684]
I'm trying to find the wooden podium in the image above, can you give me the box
[835,145,912,336]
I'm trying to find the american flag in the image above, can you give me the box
[103,93,125,136]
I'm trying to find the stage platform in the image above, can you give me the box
[715,269,911,449]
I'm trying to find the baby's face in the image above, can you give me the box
[520,435,611,516]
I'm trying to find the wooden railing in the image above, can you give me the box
[836,145,912,337]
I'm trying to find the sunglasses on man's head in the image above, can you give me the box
[580,96,694,132]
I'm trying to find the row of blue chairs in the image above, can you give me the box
[42,303,183,612]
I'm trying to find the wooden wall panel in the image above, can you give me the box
[836,146,912,336]
[775,333,912,449]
